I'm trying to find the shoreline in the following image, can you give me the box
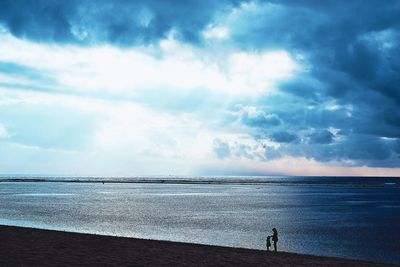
[0,225,397,266]
[0,177,399,188]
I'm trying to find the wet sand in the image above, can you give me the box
[0,225,397,267]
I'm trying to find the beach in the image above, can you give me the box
[0,225,397,267]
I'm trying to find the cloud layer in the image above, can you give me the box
[0,0,399,175]
[0,0,243,45]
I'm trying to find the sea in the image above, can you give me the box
[0,175,399,264]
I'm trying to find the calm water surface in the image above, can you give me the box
[0,180,399,263]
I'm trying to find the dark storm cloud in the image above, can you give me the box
[307,130,333,145]
[0,0,242,45]
[300,134,397,166]
[270,131,297,143]
[394,140,400,154]
[224,0,400,166]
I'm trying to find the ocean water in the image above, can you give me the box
[0,176,399,264]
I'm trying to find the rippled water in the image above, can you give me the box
[0,180,399,263]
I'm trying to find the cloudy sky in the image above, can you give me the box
[0,0,399,176]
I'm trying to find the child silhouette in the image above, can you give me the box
[266,236,271,251]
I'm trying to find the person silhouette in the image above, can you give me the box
[272,228,278,252]
[266,235,271,251]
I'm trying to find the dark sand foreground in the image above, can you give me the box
[0,225,397,267]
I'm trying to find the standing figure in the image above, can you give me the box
[266,235,271,251]
[272,228,278,252]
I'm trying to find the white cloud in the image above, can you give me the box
[0,123,10,138]
[203,26,230,40]
[0,87,219,175]
[0,27,298,175]
[0,32,299,97]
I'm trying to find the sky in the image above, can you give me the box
[0,0,399,176]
